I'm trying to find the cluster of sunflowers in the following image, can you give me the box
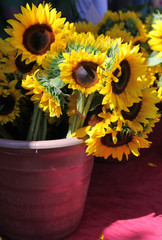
[0,3,162,161]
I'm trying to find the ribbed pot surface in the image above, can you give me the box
[0,138,94,240]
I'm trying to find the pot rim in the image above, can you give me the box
[0,137,84,149]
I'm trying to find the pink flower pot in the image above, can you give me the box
[0,137,94,240]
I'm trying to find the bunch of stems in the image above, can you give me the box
[66,92,94,138]
[27,102,47,141]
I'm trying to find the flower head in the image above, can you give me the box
[117,87,160,133]
[0,75,22,125]
[22,70,62,118]
[85,127,151,161]
[100,42,146,111]
[59,49,107,96]
[148,20,162,58]
[5,3,71,65]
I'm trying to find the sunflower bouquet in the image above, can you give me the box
[0,3,161,161]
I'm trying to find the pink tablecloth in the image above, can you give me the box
[66,115,162,240]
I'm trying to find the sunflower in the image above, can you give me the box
[74,21,98,34]
[72,104,110,139]
[67,31,112,54]
[145,15,153,33]
[94,33,121,53]
[105,25,132,43]
[0,39,10,73]
[67,32,96,50]
[157,86,162,101]
[22,71,62,118]
[59,49,107,96]
[100,42,146,111]
[118,10,147,41]
[1,49,18,74]
[142,65,159,88]
[63,21,76,35]
[0,38,10,56]
[146,64,162,95]
[131,35,149,59]
[148,20,162,58]
[44,32,99,77]
[117,87,160,133]
[85,127,151,161]
[5,3,69,65]
[2,50,37,75]
[0,78,22,125]
[96,10,120,35]
[141,113,161,138]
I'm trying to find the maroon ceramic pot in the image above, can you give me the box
[0,137,94,240]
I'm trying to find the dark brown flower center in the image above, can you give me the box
[0,95,15,115]
[23,24,55,55]
[112,59,130,94]
[72,61,98,88]
[121,101,142,121]
[15,55,36,73]
[101,131,133,147]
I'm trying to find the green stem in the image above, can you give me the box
[69,93,86,135]
[26,102,40,141]
[76,92,86,130]
[80,93,94,127]
[26,102,47,141]
[66,115,77,138]
[66,92,94,138]
[32,108,43,141]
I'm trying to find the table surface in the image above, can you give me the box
[65,115,162,240]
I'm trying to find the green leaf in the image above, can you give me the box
[158,74,162,87]
[49,77,66,89]
[147,51,162,66]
